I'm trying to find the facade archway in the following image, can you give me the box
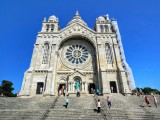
[57,36,99,94]
[56,34,97,52]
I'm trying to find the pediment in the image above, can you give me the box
[69,70,86,77]
[59,23,96,40]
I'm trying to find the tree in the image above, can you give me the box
[133,87,160,95]
[0,80,16,97]
[141,87,159,94]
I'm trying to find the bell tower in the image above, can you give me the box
[41,15,59,32]
[94,14,112,33]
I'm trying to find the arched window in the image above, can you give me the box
[51,24,54,32]
[100,25,104,33]
[104,25,109,33]
[42,43,49,64]
[46,24,49,32]
[105,43,113,64]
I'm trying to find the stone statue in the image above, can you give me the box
[75,80,80,90]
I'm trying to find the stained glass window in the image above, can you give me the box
[66,45,89,64]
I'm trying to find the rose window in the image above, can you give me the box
[66,45,89,64]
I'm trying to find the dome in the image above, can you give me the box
[97,16,105,22]
[48,15,58,22]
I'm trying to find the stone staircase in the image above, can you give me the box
[0,96,54,120]
[45,96,104,120]
[0,94,159,120]
[99,94,160,120]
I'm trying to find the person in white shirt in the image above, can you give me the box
[97,99,101,113]
[40,87,43,94]
[153,95,158,108]
[59,89,62,96]
[107,96,111,109]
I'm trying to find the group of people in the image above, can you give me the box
[97,95,158,113]
[64,95,158,113]
[145,95,158,108]
[96,96,112,113]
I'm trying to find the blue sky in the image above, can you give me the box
[0,0,160,93]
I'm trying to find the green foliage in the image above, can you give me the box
[0,80,16,97]
[135,87,160,94]
[143,87,159,94]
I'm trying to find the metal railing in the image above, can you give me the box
[94,93,112,120]
[40,96,59,120]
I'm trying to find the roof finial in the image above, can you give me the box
[43,17,46,22]
[75,10,79,16]
[74,10,81,19]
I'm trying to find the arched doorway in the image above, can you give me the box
[110,81,117,93]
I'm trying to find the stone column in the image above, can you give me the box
[50,51,58,95]
[73,82,75,92]
[85,83,88,94]
[20,72,33,96]
[68,83,70,92]
[82,82,84,92]
[101,72,110,94]
[83,82,86,92]
[116,81,119,93]
[96,50,101,91]
[43,71,53,95]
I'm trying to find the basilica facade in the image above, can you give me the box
[20,11,136,96]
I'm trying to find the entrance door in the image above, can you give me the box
[88,83,95,94]
[110,81,117,93]
[36,82,44,94]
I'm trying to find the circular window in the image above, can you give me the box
[60,40,93,69]
[66,45,89,64]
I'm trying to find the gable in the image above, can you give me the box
[58,23,96,41]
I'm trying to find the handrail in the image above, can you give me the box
[40,96,59,120]
[94,93,112,120]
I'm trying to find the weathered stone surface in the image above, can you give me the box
[20,11,135,97]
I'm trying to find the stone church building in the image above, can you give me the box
[20,11,136,96]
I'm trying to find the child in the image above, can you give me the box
[107,96,111,109]
[65,97,69,108]
[97,99,101,113]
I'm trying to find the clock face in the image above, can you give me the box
[60,40,93,69]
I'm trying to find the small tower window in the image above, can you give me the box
[46,24,49,32]
[104,25,109,33]
[51,24,54,32]
[100,25,104,33]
